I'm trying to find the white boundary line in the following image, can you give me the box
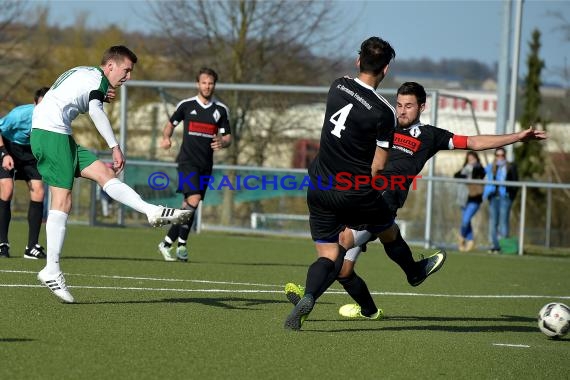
[492,343,531,348]
[1,269,569,299]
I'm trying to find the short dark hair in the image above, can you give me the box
[34,86,50,104]
[101,45,138,65]
[358,37,396,75]
[397,82,427,106]
[196,67,218,83]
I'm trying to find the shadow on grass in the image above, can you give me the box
[64,256,160,262]
[304,314,540,333]
[308,324,540,333]
[78,296,332,309]
[388,314,536,323]
[204,262,308,268]
[0,338,35,342]
[64,256,307,268]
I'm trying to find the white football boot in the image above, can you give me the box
[147,206,194,227]
[37,269,75,303]
[157,242,177,262]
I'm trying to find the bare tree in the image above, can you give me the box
[148,0,349,223]
[0,2,55,109]
[148,0,346,159]
[0,1,31,107]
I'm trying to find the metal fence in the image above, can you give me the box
[8,81,561,255]
[74,161,570,256]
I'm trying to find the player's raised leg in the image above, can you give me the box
[81,159,194,227]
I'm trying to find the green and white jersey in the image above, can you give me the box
[33,66,110,135]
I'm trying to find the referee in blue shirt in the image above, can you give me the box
[0,87,50,259]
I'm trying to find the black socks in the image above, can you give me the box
[306,246,347,300]
[338,272,378,317]
[28,201,43,248]
[0,200,11,244]
[382,231,417,277]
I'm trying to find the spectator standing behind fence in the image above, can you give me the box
[157,67,232,263]
[483,147,518,254]
[454,151,486,252]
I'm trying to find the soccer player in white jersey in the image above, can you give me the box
[31,45,194,303]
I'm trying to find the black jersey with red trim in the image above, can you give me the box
[381,122,454,210]
[309,77,396,190]
[170,96,230,167]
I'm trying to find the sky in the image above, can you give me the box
[37,0,570,85]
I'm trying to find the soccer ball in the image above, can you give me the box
[537,302,570,338]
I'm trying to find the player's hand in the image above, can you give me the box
[211,135,223,151]
[1,154,14,171]
[160,137,172,150]
[519,126,547,142]
[104,88,116,103]
[111,146,125,174]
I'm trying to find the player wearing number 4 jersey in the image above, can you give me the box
[284,36,397,331]
[31,45,194,304]
[285,81,547,321]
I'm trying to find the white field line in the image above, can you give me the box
[1,269,569,299]
[492,343,531,348]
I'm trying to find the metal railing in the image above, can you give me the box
[84,161,570,255]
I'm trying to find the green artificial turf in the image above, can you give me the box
[1,221,568,379]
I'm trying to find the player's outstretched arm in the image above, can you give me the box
[466,126,547,151]
[519,126,547,142]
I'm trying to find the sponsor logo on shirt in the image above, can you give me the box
[188,121,216,136]
[393,133,421,152]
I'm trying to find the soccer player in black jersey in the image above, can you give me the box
[284,36,398,330]
[157,67,231,262]
[286,81,546,321]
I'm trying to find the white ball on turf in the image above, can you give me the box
[537,302,570,338]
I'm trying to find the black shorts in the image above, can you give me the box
[176,162,212,200]
[0,140,41,181]
[308,187,395,242]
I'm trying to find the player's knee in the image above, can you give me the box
[337,259,355,279]
[338,228,354,249]
[0,182,15,201]
[183,196,200,209]
[378,223,399,243]
[29,184,45,201]
[338,268,356,283]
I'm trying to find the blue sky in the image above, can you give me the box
[39,0,570,84]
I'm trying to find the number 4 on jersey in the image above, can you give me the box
[330,103,353,138]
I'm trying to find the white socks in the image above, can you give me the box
[103,178,157,215]
[351,229,373,246]
[45,210,68,274]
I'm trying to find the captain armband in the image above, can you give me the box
[452,135,468,149]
